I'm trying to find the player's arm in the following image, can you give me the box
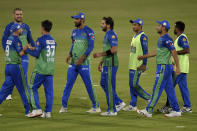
[1,25,10,50]
[93,33,117,58]
[25,40,41,58]
[177,36,190,55]
[137,35,148,71]
[171,49,180,75]
[138,50,156,60]
[26,25,35,47]
[14,40,26,56]
[75,30,95,65]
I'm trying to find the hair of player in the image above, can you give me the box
[103,17,114,29]
[175,21,185,32]
[13,8,22,14]
[41,20,53,32]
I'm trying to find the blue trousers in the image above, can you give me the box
[166,72,191,107]
[129,70,151,106]
[8,58,29,95]
[146,64,180,113]
[100,66,121,112]
[62,64,99,108]
[29,72,53,112]
[0,64,30,114]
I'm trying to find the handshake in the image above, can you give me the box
[23,44,35,52]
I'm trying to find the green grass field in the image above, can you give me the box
[0,0,197,130]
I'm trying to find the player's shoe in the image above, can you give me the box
[157,106,172,113]
[6,95,12,100]
[123,105,137,111]
[116,102,126,112]
[137,109,152,118]
[164,111,181,117]
[86,107,101,113]
[59,107,67,113]
[41,112,51,118]
[100,111,117,116]
[181,107,192,113]
[27,109,42,118]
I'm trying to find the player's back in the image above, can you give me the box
[34,34,57,75]
[5,35,22,64]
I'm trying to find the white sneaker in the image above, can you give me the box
[6,95,12,100]
[27,109,42,118]
[137,109,152,118]
[41,112,51,118]
[100,111,117,116]
[181,107,192,113]
[123,105,137,111]
[116,102,126,112]
[59,107,67,113]
[164,111,181,117]
[86,107,101,113]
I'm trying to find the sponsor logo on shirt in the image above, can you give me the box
[6,40,12,45]
[46,40,55,45]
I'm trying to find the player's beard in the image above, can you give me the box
[102,26,107,32]
[75,22,82,27]
[157,30,162,34]
[174,30,177,35]
[15,18,22,23]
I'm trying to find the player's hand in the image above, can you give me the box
[75,55,86,65]
[138,56,144,60]
[23,45,28,51]
[98,60,103,72]
[93,53,102,58]
[176,67,181,75]
[66,55,71,64]
[28,44,35,50]
[137,64,146,72]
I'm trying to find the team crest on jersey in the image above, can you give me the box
[18,42,20,46]
[112,35,115,39]
[183,38,187,41]
[143,37,147,40]
[36,42,39,46]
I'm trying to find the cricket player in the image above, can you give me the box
[59,12,100,113]
[0,23,31,116]
[157,21,192,113]
[137,20,181,117]
[123,18,151,111]
[24,20,56,118]
[93,17,125,116]
[1,8,35,100]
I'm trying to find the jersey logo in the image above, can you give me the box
[6,40,12,45]
[183,38,187,41]
[36,42,39,46]
[143,37,147,41]
[18,42,20,46]
[112,35,116,39]
[46,40,55,45]
[170,42,173,46]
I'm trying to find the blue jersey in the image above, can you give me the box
[5,35,23,64]
[2,22,35,60]
[69,25,94,65]
[177,35,189,49]
[26,34,57,75]
[156,34,175,65]
[103,30,119,66]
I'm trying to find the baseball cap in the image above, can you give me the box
[71,12,85,20]
[130,18,143,26]
[156,20,170,30]
[10,23,21,33]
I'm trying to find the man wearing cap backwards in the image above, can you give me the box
[59,12,100,114]
[157,21,192,113]
[0,23,31,116]
[123,18,151,112]
[137,20,181,117]
[93,17,126,116]
[1,8,35,100]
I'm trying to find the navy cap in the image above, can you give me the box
[130,18,143,26]
[71,12,85,20]
[10,23,21,33]
[156,20,170,30]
